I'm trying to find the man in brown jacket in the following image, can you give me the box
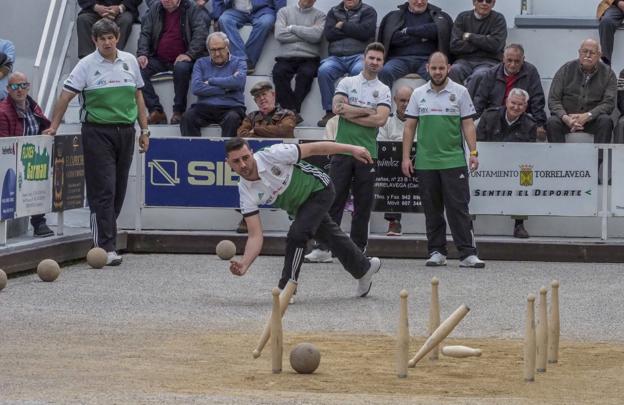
[237,81,297,138]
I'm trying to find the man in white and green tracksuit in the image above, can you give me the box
[401,52,485,268]
[305,42,391,263]
[225,138,381,297]
[44,19,150,266]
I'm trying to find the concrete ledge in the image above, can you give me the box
[4,230,624,276]
[0,233,127,275]
[515,15,599,29]
[125,231,624,263]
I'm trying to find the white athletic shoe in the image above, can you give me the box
[106,251,123,266]
[357,257,381,297]
[304,248,333,263]
[426,251,447,267]
[459,255,485,268]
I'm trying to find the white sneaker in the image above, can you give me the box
[426,251,447,267]
[106,251,123,266]
[357,257,381,297]
[459,255,485,268]
[304,248,333,263]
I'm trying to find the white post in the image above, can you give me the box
[0,220,6,246]
[57,211,64,236]
[134,143,143,231]
[600,146,611,240]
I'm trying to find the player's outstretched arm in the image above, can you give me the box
[299,142,372,164]
[230,214,263,276]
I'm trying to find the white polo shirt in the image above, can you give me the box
[405,79,475,170]
[334,73,391,158]
[64,49,144,125]
[239,143,330,216]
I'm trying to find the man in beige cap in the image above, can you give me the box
[237,81,297,138]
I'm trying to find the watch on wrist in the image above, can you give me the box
[470,150,478,157]
[141,128,150,137]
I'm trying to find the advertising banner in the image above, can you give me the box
[469,143,598,216]
[145,138,280,208]
[373,141,422,213]
[52,134,86,212]
[15,135,54,217]
[611,146,624,216]
[0,138,17,220]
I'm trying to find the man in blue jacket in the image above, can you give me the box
[180,32,247,137]
[316,0,377,127]
[213,0,286,74]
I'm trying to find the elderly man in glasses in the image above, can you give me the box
[0,72,55,237]
[546,38,616,144]
[448,0,507,97]
[180,31,247,138]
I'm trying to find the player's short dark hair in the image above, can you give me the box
[364,42,385,57]
[224,137,250,155]
[92,19,120,39]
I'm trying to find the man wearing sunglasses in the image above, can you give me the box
[0,72,55,237]
[448,0,507,97]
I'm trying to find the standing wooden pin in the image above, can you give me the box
[397,289,409,378]
[271,287,283,373]
[428,277,440,361]
[524,293,536,382]
[536,287,548,372]
[548,280,560,364]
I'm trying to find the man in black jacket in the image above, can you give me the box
[473,43,546,140]
[77,0,141,58]
[448,0,507,96]
[137,0,207,125]
[377,0,452,88]
[316,0,377,127]
[477,88,536,238]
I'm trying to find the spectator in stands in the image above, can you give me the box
[273,0,326,125]
[613,68,624,143]
[546,39,616,144]
[377,85,413,236]
[237,81,296,138]
[44,19,150,266]
[477,88,536,239]
[305,42,390,263]
[0,38,15,101]
[448,0,507,96]
[316,0,377,127]
[473,43,547,140]
[377,0,452,88]
[137,0,207,125]
[597,0,624,66]
[213,0,286,74]
[180,32,246,138]
[77,0,141,59]
[0,72,55,237]
[194,0,213,28]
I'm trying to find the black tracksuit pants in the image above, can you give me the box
[278,184,370,289]
[317,154,376,253]
[82,123,135,252]
[416,167,477,260]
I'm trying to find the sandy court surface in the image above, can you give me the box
[1,254,624,403]
[1,326,623,404]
